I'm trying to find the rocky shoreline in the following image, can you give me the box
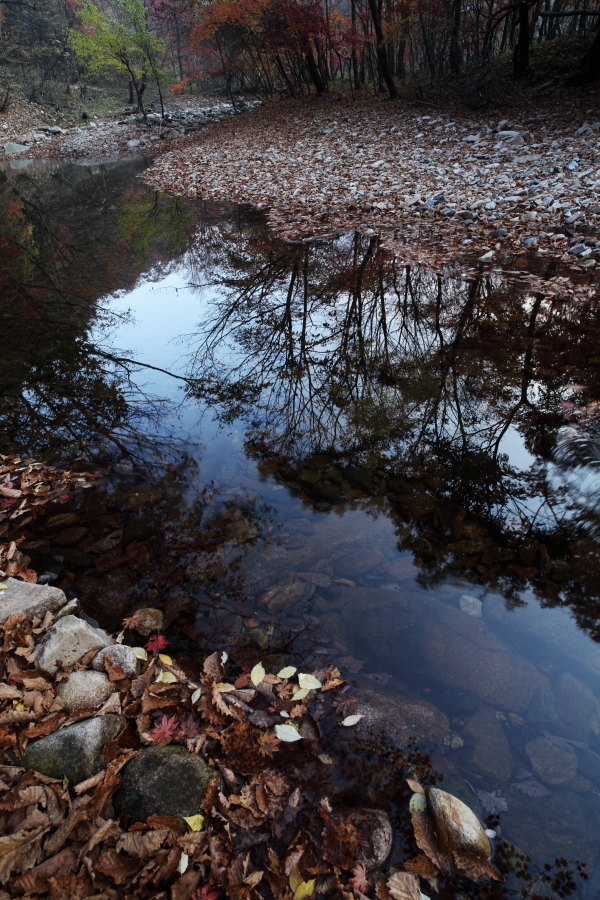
[0,577,507,897]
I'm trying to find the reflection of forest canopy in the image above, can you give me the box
[0,159,196,459]
[183,227,600,634]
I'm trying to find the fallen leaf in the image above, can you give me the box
[183,814,205,832]
[250,662,266,686]
[341,714,363,727]
[387,872,421,900]
[275,723,303,742]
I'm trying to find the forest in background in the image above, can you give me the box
[0,0,598,118]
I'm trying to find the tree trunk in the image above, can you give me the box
[449,0,462,75]
[513,0,530,76]
[303,38,326,93]
[366,0,398,97]
[571,22,600,82]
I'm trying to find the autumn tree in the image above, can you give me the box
[70,0,167,115]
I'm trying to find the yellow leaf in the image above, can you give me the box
[293,879,315,899]
[250,661,266,686]
[155,670,178,683]
[182,814,205,832]
[159,654,173,666]
[215,682,236,693]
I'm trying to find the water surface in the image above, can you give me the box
[2,157,600,893]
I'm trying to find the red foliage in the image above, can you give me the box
[145,634,170,653]
[149,713,179,745]
[191,886,220,900]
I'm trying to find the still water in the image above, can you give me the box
[2,157,600,893]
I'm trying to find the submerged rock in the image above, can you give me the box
[338,808,393,869]
[115,746,217,822]
[37,614,111,674]
[57,670,114,711]
[343,685,449,748]
[130,607,164,636]
[525,736,578,786]
[23,715,125,785]
[426,786,491,858]
[465,704,513,783]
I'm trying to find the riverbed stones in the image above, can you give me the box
[525,736,578,786]
[465,704,513,782]
[56,670,114,711]
[338,808,393,869]
[92,643,138,678]
[23,714,125,784]
[411,599,548,713]
[37,614,111,674]
[114,746,217,822]
[130,607,164,636]
[426,787,491,858]
[0,577,68,624]
[2,142,28,154]
[554,672,600,742]
[345,685,449,748]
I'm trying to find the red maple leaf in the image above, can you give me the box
[150,713,179,745]
[145,634,169,653]
[191,886,220,900]
[178,715,200,741]
[349,863,369,894]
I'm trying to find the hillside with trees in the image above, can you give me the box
[0,0,598,117]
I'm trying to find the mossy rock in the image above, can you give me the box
[114,746,218,823]
[23,715,125,785]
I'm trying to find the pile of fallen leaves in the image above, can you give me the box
[0,606,511,900]
[0,454,99,582]
[143,94,600,281]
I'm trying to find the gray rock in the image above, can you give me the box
[57,670,114,711]
[426,787,491,858]
[92,644,138,678]
[0,578,68,624]
[37,614,111,674]
[2,142,28,155]
[127,138,141,148]
[478,250,495,262]
[114,746,217,822]
[46,126,64,135]
[23,714,125,785]
[465,704,513,782]
[344,685,449,748]
[129,607,164,637]
[338,808,392,869]
[525,736,578,786]
[554,673,600,742]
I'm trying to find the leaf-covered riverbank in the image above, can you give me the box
[144,93,600,278]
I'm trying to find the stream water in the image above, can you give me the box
[2,156,600,895]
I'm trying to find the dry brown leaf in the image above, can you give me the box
[406,779,424,795]
[95,848,140,885]
[452,850,504,882]
[410,809,451,874]
[387,871,421,900]
[0,825,50,883]
[48,871,91,900]
[116,828,170,858]
[403,854,438,879]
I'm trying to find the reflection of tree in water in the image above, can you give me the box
[184,230,600,635]
[0,159,197,462]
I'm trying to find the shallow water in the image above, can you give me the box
[2,157,600,892]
